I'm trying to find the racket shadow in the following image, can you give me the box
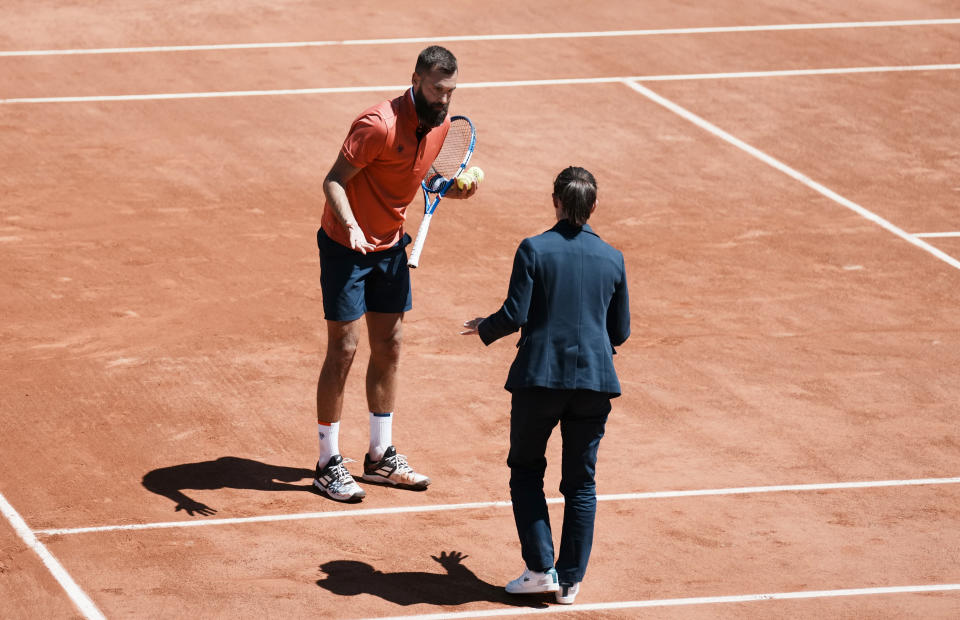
[316,551,549,609]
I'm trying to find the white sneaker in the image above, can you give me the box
[362,446,430,490]
[555,582,580,604]
[313,455,365,503]
[505,567,559,594]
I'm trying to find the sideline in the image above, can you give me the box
[624,79,960,272]
[0,492,105,620]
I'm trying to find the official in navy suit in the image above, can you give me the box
[462,166,630,604]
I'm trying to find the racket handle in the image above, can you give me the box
[407,212,434,269]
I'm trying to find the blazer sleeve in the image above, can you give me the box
[478,240,535,346]
[607,252,630,347]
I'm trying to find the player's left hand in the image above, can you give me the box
[460,317,484,335]
[445,180,480,199]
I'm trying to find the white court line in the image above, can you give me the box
[624,80,960,272]
[0,84,409,104]
[365,584,960,619]
[33,476,960,537]
[2,63,960,104]
[0,492,105,620]
[2,18,960,56]
[914,231,960,238]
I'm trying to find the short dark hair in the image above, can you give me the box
[553,166,597,226]
[415,45,458,76]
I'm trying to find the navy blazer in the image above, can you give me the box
[478,220,630,396]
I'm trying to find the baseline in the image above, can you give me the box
[34,476,960,537]
[2,18,959,57]
[623,80,960,272]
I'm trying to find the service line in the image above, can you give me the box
[2,63,960,105]
[2,18,960,56]
[33,476,960,537]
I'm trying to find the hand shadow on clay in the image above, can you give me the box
[142,457,314,517]
[316,551,547,609]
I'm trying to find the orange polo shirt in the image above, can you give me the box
[321,88,451,251]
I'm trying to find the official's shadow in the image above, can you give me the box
[316,551,548,608]
[142,457,314,516]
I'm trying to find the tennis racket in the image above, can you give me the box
[407,115,476,268]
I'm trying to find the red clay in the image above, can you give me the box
[2,2,959,618]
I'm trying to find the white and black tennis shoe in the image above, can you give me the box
[313,455,365,503]
[362,446,430,490]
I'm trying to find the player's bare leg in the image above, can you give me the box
[364,311,404,414]
[362,311,430,489]
[313,318,365,502]
[316,319,361,424]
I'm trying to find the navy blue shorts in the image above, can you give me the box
[317,228,413,321]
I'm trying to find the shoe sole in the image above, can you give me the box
[505,582,559,594]
[360,473,430,490]
[312,479,365,503]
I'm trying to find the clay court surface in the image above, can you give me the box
[2,1,960,618]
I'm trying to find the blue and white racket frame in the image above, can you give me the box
[408,115,476,268]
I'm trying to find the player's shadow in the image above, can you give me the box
[316,551,547,608]
[142,457,314,516]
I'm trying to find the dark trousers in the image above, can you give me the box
[508,387,611,584]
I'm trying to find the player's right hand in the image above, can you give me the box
[347,223,375,254]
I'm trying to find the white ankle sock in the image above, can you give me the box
[318,421,340,466]
[368,412,393,460]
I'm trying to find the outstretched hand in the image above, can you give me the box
[431,550,469,570]
[460,317,484,335]
[175,500,217,517]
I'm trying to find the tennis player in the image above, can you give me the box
[314,46,480,503]
[462,167,629,604]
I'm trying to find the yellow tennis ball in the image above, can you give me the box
[456,174,474,190]
[470,166,485,184]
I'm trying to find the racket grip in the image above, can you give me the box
[407,212,434,269]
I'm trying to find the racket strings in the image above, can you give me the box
[426,119,473,180]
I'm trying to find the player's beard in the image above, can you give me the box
[413,85,448,128]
